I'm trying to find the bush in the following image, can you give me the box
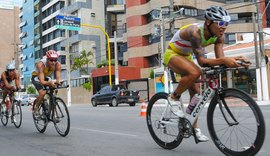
[82,78,92,92]
[149,69,154,79]
[27,85,36,94]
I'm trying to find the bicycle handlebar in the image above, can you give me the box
[202,60,250,76]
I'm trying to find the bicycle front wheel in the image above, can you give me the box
[32,99,48,133]
[53,98,70,137]
[207,88,265,156]
[146,92,183,150]
[0,105,8,126]
[12,100,22,128]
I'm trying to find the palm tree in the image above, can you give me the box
[71,50,93,75]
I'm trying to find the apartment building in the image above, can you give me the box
[0,1,20,73]
[20,0,106,86]
[20,0,35,86]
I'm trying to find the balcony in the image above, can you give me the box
[107,4,125,13]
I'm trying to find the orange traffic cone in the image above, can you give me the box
[140,99,147,117]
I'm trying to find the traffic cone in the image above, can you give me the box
[140,99,147,117]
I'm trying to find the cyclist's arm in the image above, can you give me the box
[14,71,21,90]
[189,28,235,67]
[55,62,61,84]
[1,72,13,90]
[214,37,225,58]
[36,62,52,86]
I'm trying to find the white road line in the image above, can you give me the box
[72,127,138,137]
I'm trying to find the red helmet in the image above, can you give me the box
[46,50,59,59]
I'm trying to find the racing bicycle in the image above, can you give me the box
[0,89,24,128]
[146,64,265,156]
[32,84,70,137]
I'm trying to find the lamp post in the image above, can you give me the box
[81,23,112,86]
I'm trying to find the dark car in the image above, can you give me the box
[91,85,140,107]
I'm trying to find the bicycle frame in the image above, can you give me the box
[165,66,222,126]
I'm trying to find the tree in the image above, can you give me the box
[71,50,94,75]
[71,50,94,92]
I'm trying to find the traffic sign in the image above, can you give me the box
[56,15,81,31]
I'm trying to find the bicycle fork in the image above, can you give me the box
[215,89,239,126]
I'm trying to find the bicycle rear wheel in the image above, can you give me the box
[12,100,22,128]
[32,99,48,133]
[146,92,183,149]
[207,88,265,156]
[0,104,8,126]
[53,98,70,137]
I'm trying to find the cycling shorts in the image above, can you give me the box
[163,48,193,66]
[31,76,50,91]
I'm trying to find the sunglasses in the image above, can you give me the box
[7,69,15,72]
[214,21,229,28]
[48,59,57,62]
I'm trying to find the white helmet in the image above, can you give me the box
[205,6,231,22]
[6,63,15,70]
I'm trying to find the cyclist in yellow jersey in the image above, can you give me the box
[164,6,250,142]
[31,50,62,118]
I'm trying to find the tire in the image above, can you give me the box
[207,88,265,156]
[111,98,118,107]
[91,99,97,107]
[146,92,183,149]
[53,98,70,137]
[12,100,22,128]
[32,99,48,133]
[0,104,8,126]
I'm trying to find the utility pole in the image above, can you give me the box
[169,0,175,37]
[256,1,269,101]
[64,0,71,106]
[114,31,119,85]
[252,3,262,101]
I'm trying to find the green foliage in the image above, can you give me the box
[27,85,36,94]
[71,50,94,75]
[149,69,154,79]
[96,59,115,68]
[82,78,92,92]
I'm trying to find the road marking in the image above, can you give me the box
[72,127,138,137]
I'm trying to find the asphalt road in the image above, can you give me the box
[0,103,269,156]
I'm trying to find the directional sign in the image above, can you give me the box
[56,15,81,31]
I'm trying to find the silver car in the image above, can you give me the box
[21,94,37,106]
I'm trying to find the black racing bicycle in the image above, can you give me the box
[32,85,70,137]
[0,89,24,128]
[146,64,265,156]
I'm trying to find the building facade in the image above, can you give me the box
[20,0,35,86]
[20,0,107,86]
[0,2,20,72]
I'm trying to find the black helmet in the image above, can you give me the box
[205,6,231,22]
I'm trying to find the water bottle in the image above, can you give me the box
[186,94,201,114]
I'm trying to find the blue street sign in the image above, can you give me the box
[56,15,81,31]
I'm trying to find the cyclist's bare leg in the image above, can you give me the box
[35,89,46,111]
[1,91,7,105]
[168,55,201,99]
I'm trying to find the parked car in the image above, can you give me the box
[21,94,37,106]
[91,85,140,107]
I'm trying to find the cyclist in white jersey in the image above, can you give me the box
[163,6,250,142]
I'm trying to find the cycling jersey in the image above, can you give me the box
[0,71,16,89]
[164,23,217,65]
[32,57,54,77]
